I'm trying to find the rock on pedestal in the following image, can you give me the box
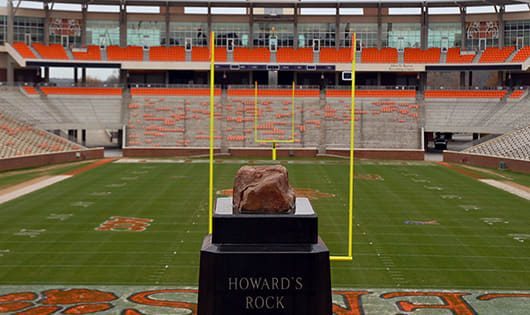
[197,198,332,315]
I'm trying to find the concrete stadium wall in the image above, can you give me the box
[122,147,221,157]
[443,150,530,174]
[325,148,425,160]
[0,148,104,172]
[229,147,318,158]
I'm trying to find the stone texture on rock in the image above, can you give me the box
[233,165,296,214]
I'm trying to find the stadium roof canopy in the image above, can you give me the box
[22,0,530,9]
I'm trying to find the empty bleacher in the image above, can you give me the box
[463,126,530,161]
[319,48,351,63]
[149,46,186,62]
[446,48,475,63]
[233,47,270,63]
[12,42,37,59]
[424,90,507,99]
[479,47,515,63]
[192,47,227,62]
[424,92,530,134]
[107,46,143,61]
[404,48,440,63]
[361,48,398,63]
[510,46,530,63]
[32,43,69,60]
[0,112,83,158]
[72,46,102,61]
[0,86,122,130]
[276,48,313,63]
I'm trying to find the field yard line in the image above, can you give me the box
[480,179,530,201]
[0,175,72,205]
[64,158,116,175]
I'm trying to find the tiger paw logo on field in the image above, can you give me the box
[0,289,117,314]
[217,188,334,200]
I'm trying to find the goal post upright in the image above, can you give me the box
[330,33,355,262]
[208,31,215,234]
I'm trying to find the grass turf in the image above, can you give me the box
[0,160,528,290]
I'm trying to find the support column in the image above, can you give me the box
[248,5,254,49]
[7,0,14,44]
[44,67,50,83]
[120,69,127,86]
[460,71,465,88]
[468,71,472,88]
[498,71,504,86]
[119,1,127,47]
[377,72,382,85]
[7,57,14,84]
[165,3,170,48]
[249,71,253,84]
[293,5,298,49]
[44,1,50,45]
[335,72,339,86]
[82,68,87,84]
[165,71,169,85]
[419,72,427,92]
[335,7,340,49]
[74,67,78,84]
[496,6,505,49]
[377,5,382,49]
[81,1,87,47]
[207,6,212,48]
[421,6,428,49]
[460,7,466,49]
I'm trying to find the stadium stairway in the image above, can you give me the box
[472,50,483,63]
[64,47,75,60]
[505,48,519,62]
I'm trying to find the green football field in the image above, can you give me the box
[0,159,528,291]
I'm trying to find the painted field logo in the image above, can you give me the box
[217,188,334,200]
[96,216,153,232]
[404,220,439,225]
[0,289,117,314]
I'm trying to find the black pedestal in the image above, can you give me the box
[197,198,332,315]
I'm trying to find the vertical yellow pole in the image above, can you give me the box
[272,142,276,160]
[254,81,258,143]
[349,34,356,258]
[209,32,215,234]
[292,81,295,142]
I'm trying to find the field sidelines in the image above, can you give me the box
[0,286,528,314]
[0,158,115,205]
[480,179,530,201]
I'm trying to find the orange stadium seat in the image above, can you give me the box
[130,88,221,96]
[510,46,530,62]
[404,48,440,63]
[12,42,37,58]
[23,86,39,95]
[277,48,313,63]
[107,46,143,61]
[361,48,398,63]
[425,90,507,99]
[40,87,123,96]
[446,48,475,63]
[320,48,352,63]
[192,47,227,62]
[325,90,416,98]
[479,47,514,63]
[72,45,101,60]
[508,90,525,98]
[149,46,186,61]
[233,47,270,62]
[32,43,69,59]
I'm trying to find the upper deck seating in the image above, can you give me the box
[320,48,351,63]
[511,46,530,63]
[40,87,122,96]
[32,43,69,59]
[325,90,416,98]
[404,48,440,63]
[233,47,270,62]
[192,47,227,62]
[361,48,398,63]
[277,48,313,63]
[149,46,186,61]
[425,90,507,99]
[446,48,475,63]
[12,42,37,58]
[72,45,102,60]
[479,47,515,63]
[107,46,143,61]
